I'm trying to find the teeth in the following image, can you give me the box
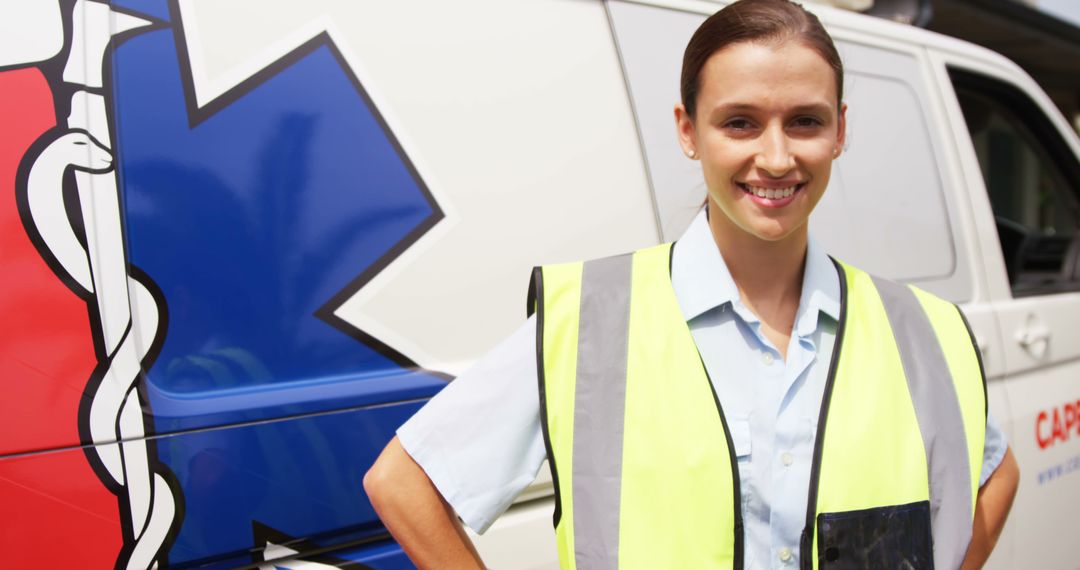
[745,184,798,199]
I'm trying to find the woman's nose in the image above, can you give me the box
[755,127,796,175]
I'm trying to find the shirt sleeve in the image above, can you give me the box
[396,316,547,534]
[980,410,1008,487]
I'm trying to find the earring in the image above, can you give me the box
[833,147,840,157]
[688,150,696,159]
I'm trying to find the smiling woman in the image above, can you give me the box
[363,1,1017,569]
[677,40,844,247]
[672,12,848,356]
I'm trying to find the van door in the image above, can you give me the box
[946,64,1080,569]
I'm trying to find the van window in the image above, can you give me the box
[812,41,964,296]
[950,68,1080,296]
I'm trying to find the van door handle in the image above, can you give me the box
[1015,323,1050,358]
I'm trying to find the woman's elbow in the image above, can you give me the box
[362,458,386,503]
[364,437,407,508]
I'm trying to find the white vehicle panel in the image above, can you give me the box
[996,295,1080,569]
[606,0,710,241]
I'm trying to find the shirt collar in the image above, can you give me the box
[671,210,840,336]
[794,234,841,337]
[671,210,740,322]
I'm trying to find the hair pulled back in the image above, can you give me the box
[680,0,843,118]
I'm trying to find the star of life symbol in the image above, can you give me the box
[9,0,449,566]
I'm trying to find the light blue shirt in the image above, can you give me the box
[398,211,1006,569]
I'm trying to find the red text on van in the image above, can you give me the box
[1037,400,1080,450]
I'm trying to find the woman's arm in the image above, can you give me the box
[364,437,486,570]
[961,446,1020,569]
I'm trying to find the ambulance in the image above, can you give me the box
[1,0,1077,568]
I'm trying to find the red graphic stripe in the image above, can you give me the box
[0,67,122,567]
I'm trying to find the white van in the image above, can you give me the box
[1,0,1076,568]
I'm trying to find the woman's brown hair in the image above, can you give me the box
[680,0,844,118]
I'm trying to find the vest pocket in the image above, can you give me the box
[816,500,933,569]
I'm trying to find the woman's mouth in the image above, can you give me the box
[738,182,805,207]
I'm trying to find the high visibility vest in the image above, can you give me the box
[531,243,986,570]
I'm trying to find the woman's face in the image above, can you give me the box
[676,40,846,244]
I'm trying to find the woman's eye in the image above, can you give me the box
[723,119,753,131]
[791,116,824,128]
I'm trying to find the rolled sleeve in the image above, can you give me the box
[980,411,1008,487]
[397,316,547,534]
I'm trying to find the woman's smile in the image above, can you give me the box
[737,181,806,208]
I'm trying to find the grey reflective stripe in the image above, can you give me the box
[572,253,634,569]
[871,276,973,570]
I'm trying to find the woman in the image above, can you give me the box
[365,1,1019,568]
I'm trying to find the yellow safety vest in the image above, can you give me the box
[531,243,986,570]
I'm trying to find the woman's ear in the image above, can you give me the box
[834,102,848,158]
[674,103,698,159]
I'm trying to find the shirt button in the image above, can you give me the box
[781,452,794,466]
[762,352,774,365]
[779,547,793,563]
